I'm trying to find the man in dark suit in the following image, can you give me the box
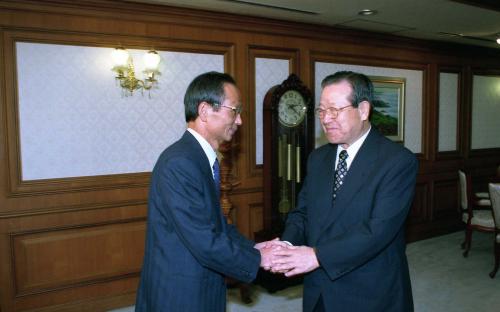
[269,71,418,311]
[135,72,273,312]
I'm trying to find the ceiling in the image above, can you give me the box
[122,0,500,50]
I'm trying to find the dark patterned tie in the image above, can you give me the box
[333,150,348,200]
[213,158,221,198]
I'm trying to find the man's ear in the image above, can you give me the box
[358,101,371,121]
[198,101,210,122]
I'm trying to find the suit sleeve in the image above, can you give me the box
[316,151,418,281]
[157,157,260,283]
[226,223,256,249]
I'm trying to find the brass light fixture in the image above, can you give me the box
[111,47,161,96]
[358,9,378,16]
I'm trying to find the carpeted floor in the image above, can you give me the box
[407,231,499,312]
[112,231,500,312]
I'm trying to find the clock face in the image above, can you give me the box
[278,90,307,127]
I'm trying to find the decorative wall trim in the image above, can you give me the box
[2,0,492,57]
[0,198,147,219]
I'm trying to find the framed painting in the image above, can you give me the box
[369,76,406,142]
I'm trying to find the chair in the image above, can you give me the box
[458,169,492,257]
[488,183,500,278]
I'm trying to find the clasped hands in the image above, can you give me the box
[254,238,320,277]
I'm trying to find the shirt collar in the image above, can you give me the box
[187,128,218,172]
[336,126,371,169]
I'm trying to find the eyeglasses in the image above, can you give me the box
[219,104,243,115]
[314,105,353,119]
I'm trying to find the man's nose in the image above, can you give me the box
[235,113,242,125]
[322,113,334,123]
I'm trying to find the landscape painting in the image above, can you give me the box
[369,76,405,142]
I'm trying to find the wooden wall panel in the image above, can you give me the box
[433,179,460,220]
[0,204,146,311]
[248,203,264,240]
[408,182,429,226]
[230,191,264,240]
[11,221,145,296]
[0,0,499,311]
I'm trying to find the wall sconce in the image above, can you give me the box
[111,47,161,96]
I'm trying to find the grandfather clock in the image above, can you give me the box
[255,74,314,292]
[261,74,314,237]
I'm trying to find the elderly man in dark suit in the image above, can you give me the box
[135,71,273,312]
[270,71,418,312]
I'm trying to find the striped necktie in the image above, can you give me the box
[213,159,220,197]
[333,150,348,200]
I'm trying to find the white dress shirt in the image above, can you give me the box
[187,128,218,179]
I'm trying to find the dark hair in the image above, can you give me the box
[184,71,236,122]
[321,71,374,108]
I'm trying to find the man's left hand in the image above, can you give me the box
[270,246,320,277]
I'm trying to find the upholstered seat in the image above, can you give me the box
[462,210,495,228]
[458,169,493,258]
[459,170,491,209]
[488,183,500,278]
[476,192,490,199]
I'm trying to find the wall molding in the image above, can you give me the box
[2,28,234,197]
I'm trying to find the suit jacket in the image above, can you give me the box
[282,128,418,312]
[135,131,260,312]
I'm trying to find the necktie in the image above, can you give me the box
[333,150,348,200]
[213,159,221,197]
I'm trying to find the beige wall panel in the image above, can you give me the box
[471,75,500,149]
[438,72,459,152]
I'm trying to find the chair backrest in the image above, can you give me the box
[458,170,468,210]
[489,183,500,230]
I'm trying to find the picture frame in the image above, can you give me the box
[369,76,406,143]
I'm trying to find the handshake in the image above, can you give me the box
[254,238,320,277]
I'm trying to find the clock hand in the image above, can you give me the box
[289,105,300,114]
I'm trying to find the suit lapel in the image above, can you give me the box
[312,145,338,238]
[182,131,217,195]
[181,131,213,180]
[320,130,381,233]
[182,131,224,229]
